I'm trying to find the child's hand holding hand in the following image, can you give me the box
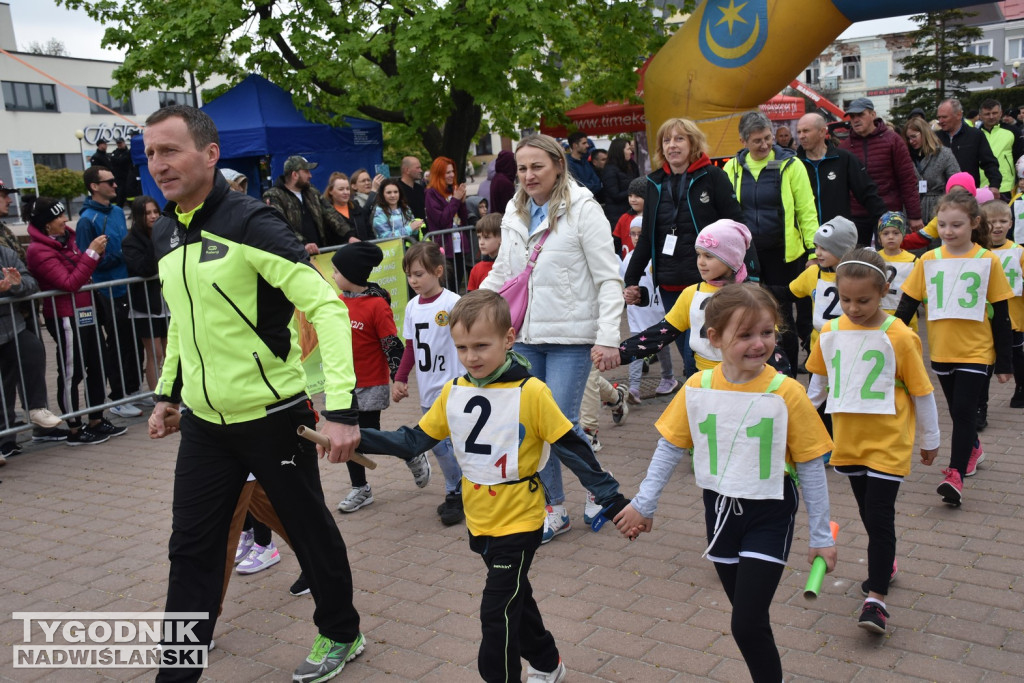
[391,381,409,403]
[808,545,837,572]
[613,502,653,541]
[996,373,1012,384]
[919,447,939,465]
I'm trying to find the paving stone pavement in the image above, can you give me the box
[1,347,1023,682]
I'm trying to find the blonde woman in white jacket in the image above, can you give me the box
[481,134,624,543]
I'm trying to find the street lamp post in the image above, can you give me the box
[74,129,85,169]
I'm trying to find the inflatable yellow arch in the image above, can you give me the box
[644,0,979,158]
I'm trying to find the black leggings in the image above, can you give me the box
[242,512,271,547]
[714,558,785,683]
[841,469,900,596]
[346,410,381,487]
[936,368,988,477]
[758,249,806,377]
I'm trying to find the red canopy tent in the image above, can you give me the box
[759,94,805,121]
[540,101,646,138]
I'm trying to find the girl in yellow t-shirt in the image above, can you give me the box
[615,283,834,683]
[896,191,1014,508]
[806,248,940,635]
[618,219,790,375]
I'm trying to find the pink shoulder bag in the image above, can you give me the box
[498,230,550,333]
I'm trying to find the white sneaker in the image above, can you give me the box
[583,490,603,527]
[337,485,374,513]
[110,403,143,418]
[527,659,566,683]
[29,408,63,429]
[236,542,280,574]
[583,427,602,452]
[541,505,571,544]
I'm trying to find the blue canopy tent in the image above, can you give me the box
[131,74,383,205]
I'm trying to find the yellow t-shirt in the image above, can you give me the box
[879,249,919,331]
[655,365,833,467]
[992,240,1024,332]
[665,281,721,370]
[419,376,572,537]
[901,244,1014,365]
[789,264,837,347]
[806,315,933,476]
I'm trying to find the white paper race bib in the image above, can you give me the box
[919,179,928,194]
[446,385,533,485]
[812,278,841,331]
[662,233,677,256]
[452,232,463,254]
[688,289,720,361]
[819,325,897,415]
[881,260,916,310]
[686,385,788,500]
[997,247,1024,297]
[923,256,991,322]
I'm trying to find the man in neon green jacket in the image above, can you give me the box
[144,105,367,683]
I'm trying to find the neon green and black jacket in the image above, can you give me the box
[154,174,358,425]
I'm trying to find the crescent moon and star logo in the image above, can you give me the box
[699,0,768,69]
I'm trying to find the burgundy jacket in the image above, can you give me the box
[25,224,99,318]
[839,119,922,221]
[425,186,470,258]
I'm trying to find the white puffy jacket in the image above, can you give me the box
[481,183,624,347]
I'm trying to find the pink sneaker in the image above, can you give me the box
[965,441,985,477]
[626,388,642,405]
[937,468,963,507]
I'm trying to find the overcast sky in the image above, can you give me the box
[7,0,915,62]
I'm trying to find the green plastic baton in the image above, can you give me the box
[803,521,840,600]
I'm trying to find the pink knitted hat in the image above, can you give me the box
[695,219,752,283]
[946,172,977,196]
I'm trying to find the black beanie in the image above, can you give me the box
[331,242,384,287]
[30,198,66,229]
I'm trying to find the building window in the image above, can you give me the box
[891,96,902,110]
[159,91,192,108]
[966,40,992,58]
[34,153,66,170]
[2,81,58,112]
[892,49,911,77]
[87,87,134,115]
[1008,37,1024,61]
[805,59,820,85]
[842,55,861,80]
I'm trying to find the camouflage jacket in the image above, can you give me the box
[262,177,347,247]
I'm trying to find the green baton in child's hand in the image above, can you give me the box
[803,521,840,600]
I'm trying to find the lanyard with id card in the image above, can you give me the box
[76,306,96,327]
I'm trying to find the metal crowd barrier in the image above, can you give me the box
[0,275,158,440]
[1,225,487,441]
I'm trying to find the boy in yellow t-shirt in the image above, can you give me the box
[357,289,628,683]
[876,212,918,331]
[982,199,1024,408]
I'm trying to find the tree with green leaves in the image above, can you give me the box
[34,165,83,211]
[58,0,680,178]
[892,9,997,120]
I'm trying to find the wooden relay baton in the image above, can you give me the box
[296,425,378,469]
